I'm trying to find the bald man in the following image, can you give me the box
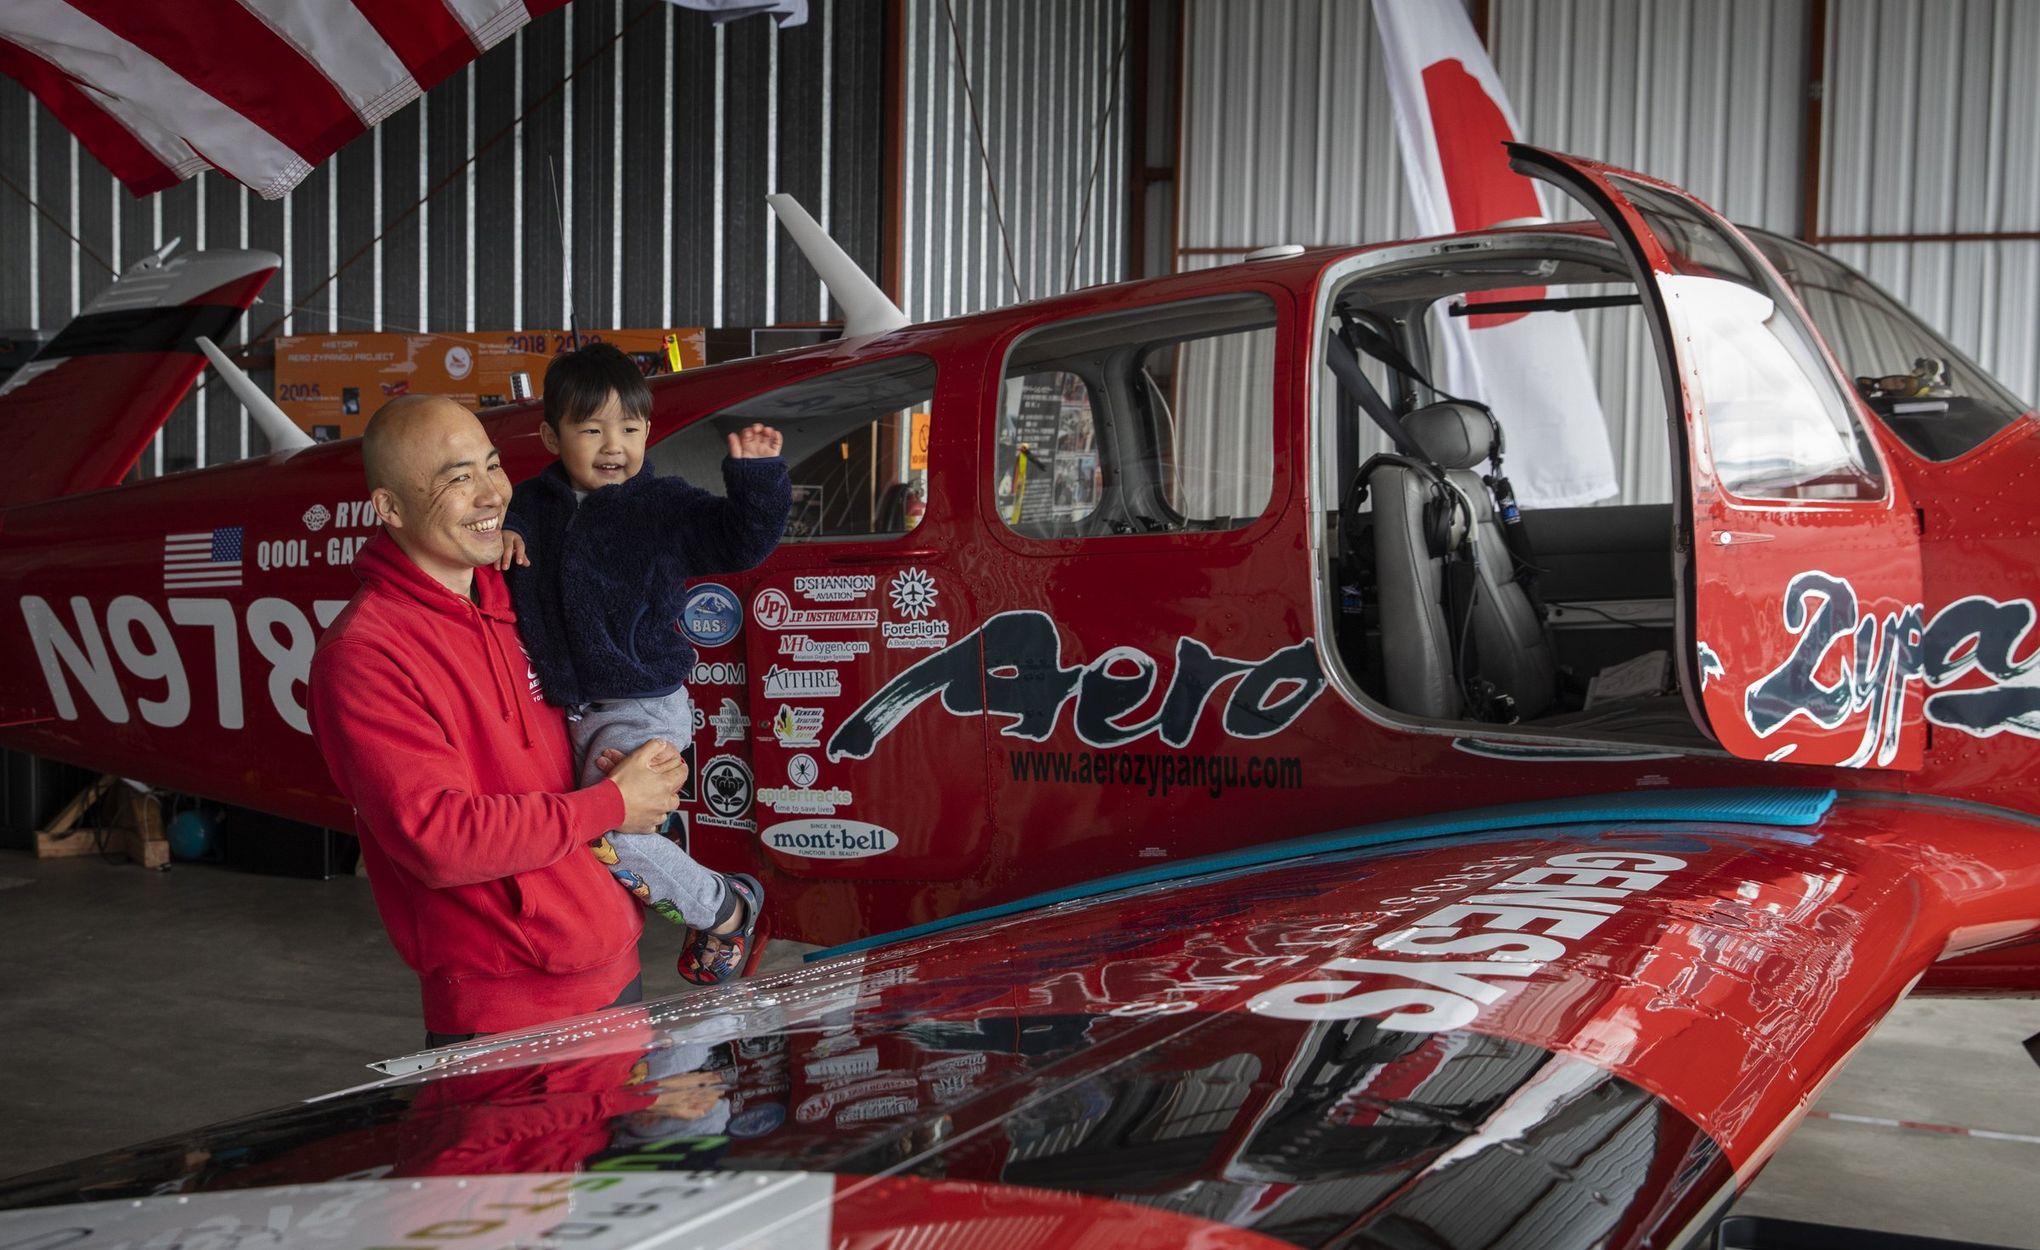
[309,396,687,1046]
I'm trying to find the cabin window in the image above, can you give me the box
[645,354,934,542]
[1612,177,1886,502]
[997,293,1278,539]
[1751,228,2031,463]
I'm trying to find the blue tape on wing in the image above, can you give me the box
[806,787,1836,962]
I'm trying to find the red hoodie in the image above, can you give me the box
[308,530,641,1034]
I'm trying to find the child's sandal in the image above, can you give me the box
[678,873,763,986]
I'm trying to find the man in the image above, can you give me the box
[308,395,686,1046]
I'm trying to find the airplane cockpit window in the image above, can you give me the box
[997,293,1278,539]
[1748,227,2033,462]
[646,354,934,542]
[1611,176,1885,503]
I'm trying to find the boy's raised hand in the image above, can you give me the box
[727,423,783,459]
[494,530,529,571]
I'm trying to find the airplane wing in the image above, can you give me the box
[2,788,2034,1246]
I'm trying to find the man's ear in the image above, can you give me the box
[371,486,403,529]
[538,420,560,455]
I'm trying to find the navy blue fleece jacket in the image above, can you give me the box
[504,457,790,706]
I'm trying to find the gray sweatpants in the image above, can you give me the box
[568,688,727,930]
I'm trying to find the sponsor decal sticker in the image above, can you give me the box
[883,618,952,650]
[828,609,1328,761]
[764,665,841,699]
[758,780,852,816]
[327,499,379,530]
[780,634,870,662]
[793,573,876,602]
[254,538,315,572]
[680,581,743,648]
[772,705,826,748]
[753,587,878,631]
[787,752,819,786]
[708,696,751,747]
[889,567,939,618]
[698,755,753,827]
[761,818,900,860]
[689,660,746,686]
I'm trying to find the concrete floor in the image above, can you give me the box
[1,850,2036,1246]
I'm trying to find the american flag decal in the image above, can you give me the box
[163,528,244,590]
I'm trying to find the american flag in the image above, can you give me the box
[163,527,244,590]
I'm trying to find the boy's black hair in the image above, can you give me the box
[543,342,652,431]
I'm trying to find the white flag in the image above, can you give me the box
[1371,0,1617,506]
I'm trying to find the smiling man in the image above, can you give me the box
[308,395,689,1046]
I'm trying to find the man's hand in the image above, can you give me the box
[727,423,783,459]
[606,739,689,833]
[494,530,529,572]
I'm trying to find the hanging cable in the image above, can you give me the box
[245,1,663,347]
[1065,20,1131,291]
[938,0,1025,303]
[0,163,115,275]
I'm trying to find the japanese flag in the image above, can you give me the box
[1371,0,1617,506]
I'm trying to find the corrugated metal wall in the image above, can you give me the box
[1493,0,1809,231]
[1178,0,1423,263]
[1179,0,1812,265]
[898,0,1129,322]
[1820,0,2040,405]
[0,0,886,477]
[1179,0,1816,507]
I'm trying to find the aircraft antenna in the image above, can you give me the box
[549,155,581,351]
[767,194,909,339]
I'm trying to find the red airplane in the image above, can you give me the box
[3,144,2039,1244]
[0,784,2026,1246]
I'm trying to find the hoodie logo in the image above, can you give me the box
[516,642,546,703]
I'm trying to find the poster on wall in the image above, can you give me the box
[273,328,709,440]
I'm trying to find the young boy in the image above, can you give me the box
[499,343,790,984]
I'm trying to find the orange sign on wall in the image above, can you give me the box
[274,328,709,440]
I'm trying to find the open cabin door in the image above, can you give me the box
[1512,146,1925,769]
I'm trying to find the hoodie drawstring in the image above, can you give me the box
[477,606,534,748]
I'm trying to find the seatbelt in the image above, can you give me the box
[1339,316,1543,612]
[1322,326,1429,465]
[1326,327,1461,563]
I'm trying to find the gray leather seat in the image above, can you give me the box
[1370,403,1556,721]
